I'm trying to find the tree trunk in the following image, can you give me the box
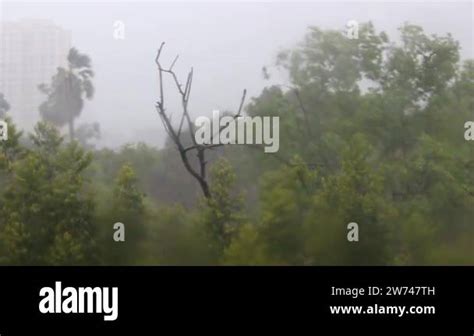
[68,119,75,142]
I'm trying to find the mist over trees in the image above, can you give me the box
[38,48,95,142]
[0,22,473,265]
[0,93,10,119]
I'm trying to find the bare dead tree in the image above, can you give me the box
[154,42,246,200]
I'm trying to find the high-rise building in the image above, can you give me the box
[0,19,71,129]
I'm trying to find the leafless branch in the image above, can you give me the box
[155,43,314,200]
[155,42,212,198]
[155,43,251,200]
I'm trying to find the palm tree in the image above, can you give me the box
[39,48,94,141]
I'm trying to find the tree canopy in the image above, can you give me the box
[0,22,472,265]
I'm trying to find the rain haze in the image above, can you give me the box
[1,1,472,148]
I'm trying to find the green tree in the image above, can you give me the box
[0,122,96,265]
[100,163,147,265]
[0,117,24,172]
[256,157,315,265]
[144,205,214,265]
[304,135,397,265]
[223,223,268,265]
[239,22,473,266]
[223,157,316,265]
[199,158,246,260]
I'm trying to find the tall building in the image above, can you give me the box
[0,19,71,129]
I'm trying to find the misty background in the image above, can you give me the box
[1,1,473,148]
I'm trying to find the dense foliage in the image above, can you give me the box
[0,23,472,265]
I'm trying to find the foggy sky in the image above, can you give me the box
[1,1,473,148]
